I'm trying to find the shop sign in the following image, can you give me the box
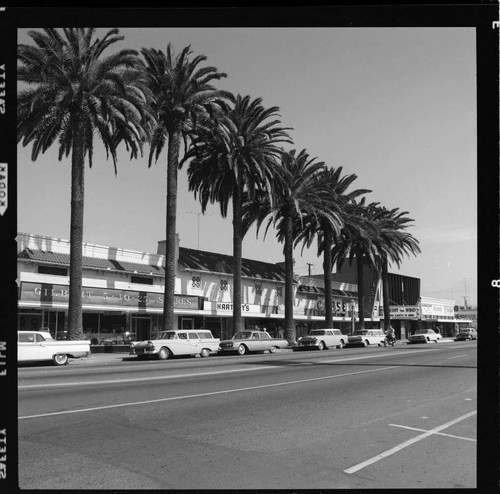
[204,301,262,314]
[389,306,419,318]
[20,282,202,310]
[286,296,355,317]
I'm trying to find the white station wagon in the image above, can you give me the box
[294,329,347,351]
[347,329,386,347]
[130,330,220,360]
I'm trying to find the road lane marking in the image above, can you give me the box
[446,355,468,359]
[18,346,466,389]
[344,410,477,474]
[389,424,476,442]
[19,365,403,420]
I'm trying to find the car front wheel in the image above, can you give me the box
[337,340,344,349]
[237,345,247,355]
[53,354,68,366]
[317,341,325,350]
[364,340,369,347]
[157,347,171,360]
[269,346,277,354]
[200,348,210,358]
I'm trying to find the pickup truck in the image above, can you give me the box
[18,330,91,366]
[130,329,220,360]
[218,330,291,355]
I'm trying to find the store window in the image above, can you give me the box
[131,275,153,285]
[38,265,68,276]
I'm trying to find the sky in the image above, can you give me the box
[17,26,477,306]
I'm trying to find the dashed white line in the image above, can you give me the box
[344,410,477,474]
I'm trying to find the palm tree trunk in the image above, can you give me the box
[323,228,333,327]
[163,129,181,331]
[232,165,243,334]
[283,213,295,343]
[356,251,365,330]
[382,257,391,331]
[67,122,85,340]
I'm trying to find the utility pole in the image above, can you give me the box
[307,263,313,276]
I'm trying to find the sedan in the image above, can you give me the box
[455,328,477,341]
[407,328,442,344]
[218,331,289,355]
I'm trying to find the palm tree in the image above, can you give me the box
[372,206,421,331]
[295,167,370,328]
[185,94,292,334]
[242,149,340,344]
[330,199,381,331]
[141,45,230,332]
[17,28,152,339]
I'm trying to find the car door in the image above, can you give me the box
[18,332,39,361]
[324,330,335,348]
[175,331,191,355]
[250,332,263,351]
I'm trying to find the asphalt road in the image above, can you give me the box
[18,341,478,490]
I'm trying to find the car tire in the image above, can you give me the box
[317,341,325,350]
[269,346,277,354]
[337,340,344,349]
[53,354,68,366]
[200,348,210,358]
[157,347,171,360]
[364,340,369,347]
[237,345,247,355]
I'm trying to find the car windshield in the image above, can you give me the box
[354,330,368,335]
[233,332,253,340]
[159,332,177,339]
[415,329,433,334]
[310,330,326,336]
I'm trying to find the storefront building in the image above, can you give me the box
[379,297,472,338]
[17,233,361,343]
[17,232,470,343]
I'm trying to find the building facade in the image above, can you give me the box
[17,233,359,343]
[17,232,470,343]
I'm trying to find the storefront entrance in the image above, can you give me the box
[42,310,66,340]
[132,316,151,341]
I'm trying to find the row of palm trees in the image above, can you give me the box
[17,28,420,343]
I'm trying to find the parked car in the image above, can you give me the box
[218,330,289,355]
[455,328,477,341]
[18,330,91,366]
[407,328,442,344]
[130,330,220,360]
[293,329,346,351]
[346,329,386,347]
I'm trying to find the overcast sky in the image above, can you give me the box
[17,27,477,306]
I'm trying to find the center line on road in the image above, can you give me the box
[19,347,447,389]
[344,410,477,474]
[19,365,403,420]
[446,355,468,359]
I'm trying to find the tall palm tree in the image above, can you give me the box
[295,167,369,328]
[372,206,421,330]
[242,149,340,344]
[17,28,152,339]
[141,45,230,332]
[330,199,382,330]
[185,95,292,334]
